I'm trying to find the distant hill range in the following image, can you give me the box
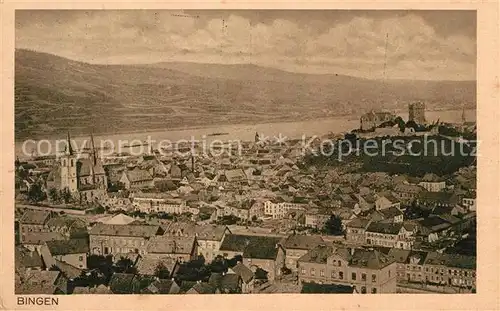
[15,49,476,140]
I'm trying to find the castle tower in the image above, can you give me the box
[408,102,426,124]
[60,132,78,192]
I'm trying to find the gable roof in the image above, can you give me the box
[366,222,403,235]
[349,248,395,270]
[195,225,229,241]
[89,223,162,238]
[220,234,282,260]
[231,263,254,283]
[22,232,66,245]
[142,279,179,294]
[15,270,63,295]
[46,238,89,255]
[346,218,371,229]
[20,210,52,225]
[281,235,324,250]
[146,236,196,255]
[15,246,43,269]
[379,207,403,219]
[123,167,153,183]
[103,213,136,225]
[136,255,178,276]
[298,244,335,264]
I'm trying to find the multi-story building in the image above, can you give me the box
[423,252,476,288]
[298,245,397,293]
[119,167,154,189]
[345,218,371,245]
[195,225,231,262]
[89,223,164,255]
[280,235,324,272]
[131,193,187,214]
[263,199,306,220]
[19,210,55,243]
[145,236,198,263]
[393,184,426,204]
[418,173,446,192]
[365,222,414,250]
[219,234,286,281]
[42,238,90,269]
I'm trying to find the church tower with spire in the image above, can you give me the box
[60,132,78,192]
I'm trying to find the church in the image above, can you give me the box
[47,132,108,204]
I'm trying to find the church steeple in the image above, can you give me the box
[66,131,74,155]
[90,132,97,165]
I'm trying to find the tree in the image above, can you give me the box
[114,257,137,274]
[27,183,46,203]
[209,255,228,274]
[323,214,344,236]
[48,188,60,203]
[154,262,171,279]
[61,188,73,204]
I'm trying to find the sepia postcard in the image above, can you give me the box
[1,1,499,310]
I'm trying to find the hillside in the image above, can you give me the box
[15,49,476,140]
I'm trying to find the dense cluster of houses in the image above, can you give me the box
[15,203,476,294]
[14,130,477,294]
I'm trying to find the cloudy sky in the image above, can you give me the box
[16,10,476,81]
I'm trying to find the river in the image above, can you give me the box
[16,108,475,159]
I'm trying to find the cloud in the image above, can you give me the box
[16,10,476,80]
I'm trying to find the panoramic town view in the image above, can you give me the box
[14,10,476,295]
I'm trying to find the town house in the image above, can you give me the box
[345,218,371,245]
[89,223,164,255]
[195,225,231,262]
[119,167,154,189]
[145,236,198,263]
[423,252,476,289]
[418,173,446,192]
[365,222,413,249]
[393,184,426,203]
[132,193,187,214]
[298,245,397,293]
[281,234,324,272]
[42,238,89,269]
[219,234,286,281]
[19,210,56,243]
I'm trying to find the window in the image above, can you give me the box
[338,260,341,267]
[372,274,376,282]
[388,270,391,277]
[361,286,366,294]
[351,272,357,280]
[362,273,366,281]
[301,268,306,275]
[339,272,344,280]
[311,268,315,276]
[331,271,336,279]
[79,256,83,261]
[371,288,377,294]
